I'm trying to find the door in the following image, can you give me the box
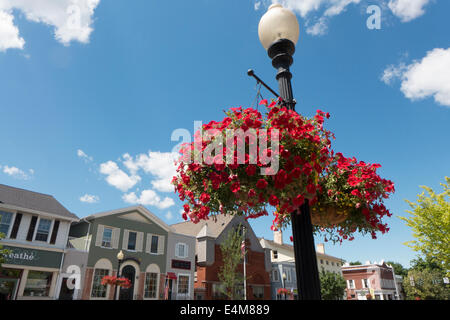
[167,279,173,300]
[58,278,74,300]
[119,265,135,300]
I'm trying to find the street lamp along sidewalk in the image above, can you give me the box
[257,4,322,300]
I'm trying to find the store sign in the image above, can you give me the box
[1,245,62,269]
[171,259,191,270]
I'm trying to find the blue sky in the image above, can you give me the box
[0,0,449,268]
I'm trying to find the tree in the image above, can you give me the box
[349,261,362,265]
[400,177,450,276]
[217,224,245,300]
[386,261,409,278]
[403,268,449,300]
[319,270,346,300]
[0,232,11,265]
[402,256,449,300]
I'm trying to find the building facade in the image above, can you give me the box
[259,230,344,299]
[65,206,195,300]
[0,184,78,300]
[342,261,400,300]
[172,214,272,300]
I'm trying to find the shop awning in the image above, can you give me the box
[166,272,177,280]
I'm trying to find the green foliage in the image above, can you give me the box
[0,232,10,265]
[403,268,449,300]
[319,270,346,300]
[218,224,245,300]
[400,177,450,276]
[349,261,362,265]
[386,261,409,278]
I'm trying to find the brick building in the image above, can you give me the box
[171,214,271,300]
[342,261,400,300]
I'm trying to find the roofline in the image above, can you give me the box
[83,205,173,233]
[259,238,344,261]
[0,203,79,222]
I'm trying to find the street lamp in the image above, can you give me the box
[258,4,322,300]
[114,250,124,300]
[282,272,287,300]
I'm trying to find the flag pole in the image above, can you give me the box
[243,226,247,300]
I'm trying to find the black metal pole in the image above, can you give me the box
[114,260,122,300]
[267,38,322,300]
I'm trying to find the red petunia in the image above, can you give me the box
[200,193,210,204]
[269,195,279,206]
[246,165,257,176]
[256,179,268,189]
[230,181,241,193]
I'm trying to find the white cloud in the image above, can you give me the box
[380,62,408,85]
[165,211,173,220]
[80,194,99,203]
[306,16,328,36]
[100,160,141,192]
[388,0,431,22]
[0,0,100,52]
[122,189,175,209]
[2,165,33,179]
[382,48,450,107]
[77,149,93,162]
[122,151,178,193]
[0,10,25,52]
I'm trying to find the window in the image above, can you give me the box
[320,259,323,264]
[91,269,109,298]
[362,278,369,288]
[272,250,278,259]
[272,269,279,282]
[284,268,292,282]
[177,275,189,295]
[150,235,158,254]
[348,280,355,289]
[35,218,52,242]
[101,227,113,248]
[326,260,329,265]
[0,211,13,236]
[127,231,137,251]
[23,271,53,297]
[252,286,264,299]
[176,243,188,258]
[144,273,158,299]
[332,262,335,266]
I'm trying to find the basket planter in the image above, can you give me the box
[310,206,349,227]
[173,101,333,228]
[101,276,131,289]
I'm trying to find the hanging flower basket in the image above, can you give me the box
[310,206,349,226]
[101,275,132,289]
[172,100,334,225]
[277,288,293,296]
[311,152,395,243]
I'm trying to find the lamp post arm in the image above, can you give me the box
[247,69,280,99]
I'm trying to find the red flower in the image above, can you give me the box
[200,193,210,204]
[292,194,305,207]
[246,165,257,176]
[230,181,241,193]
[256,179,268,189]
[306,183,316,194]
[248,189,257,198]
[269,195,279,206]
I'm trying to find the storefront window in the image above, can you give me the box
[252,285,264,299]
[23,271,52,297]
[0,211,13,235]
[91,269,109,298]
[178,275,189,295]
[144,273,158,298]
[35,219,52,242]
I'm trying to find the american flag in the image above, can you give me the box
[241,240,246,257]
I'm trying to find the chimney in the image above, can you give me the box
[274,230,283,245]
[316,243,325,254]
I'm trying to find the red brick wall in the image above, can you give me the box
[195,244,270,300]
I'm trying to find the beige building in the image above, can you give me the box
[259,230,344,275]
